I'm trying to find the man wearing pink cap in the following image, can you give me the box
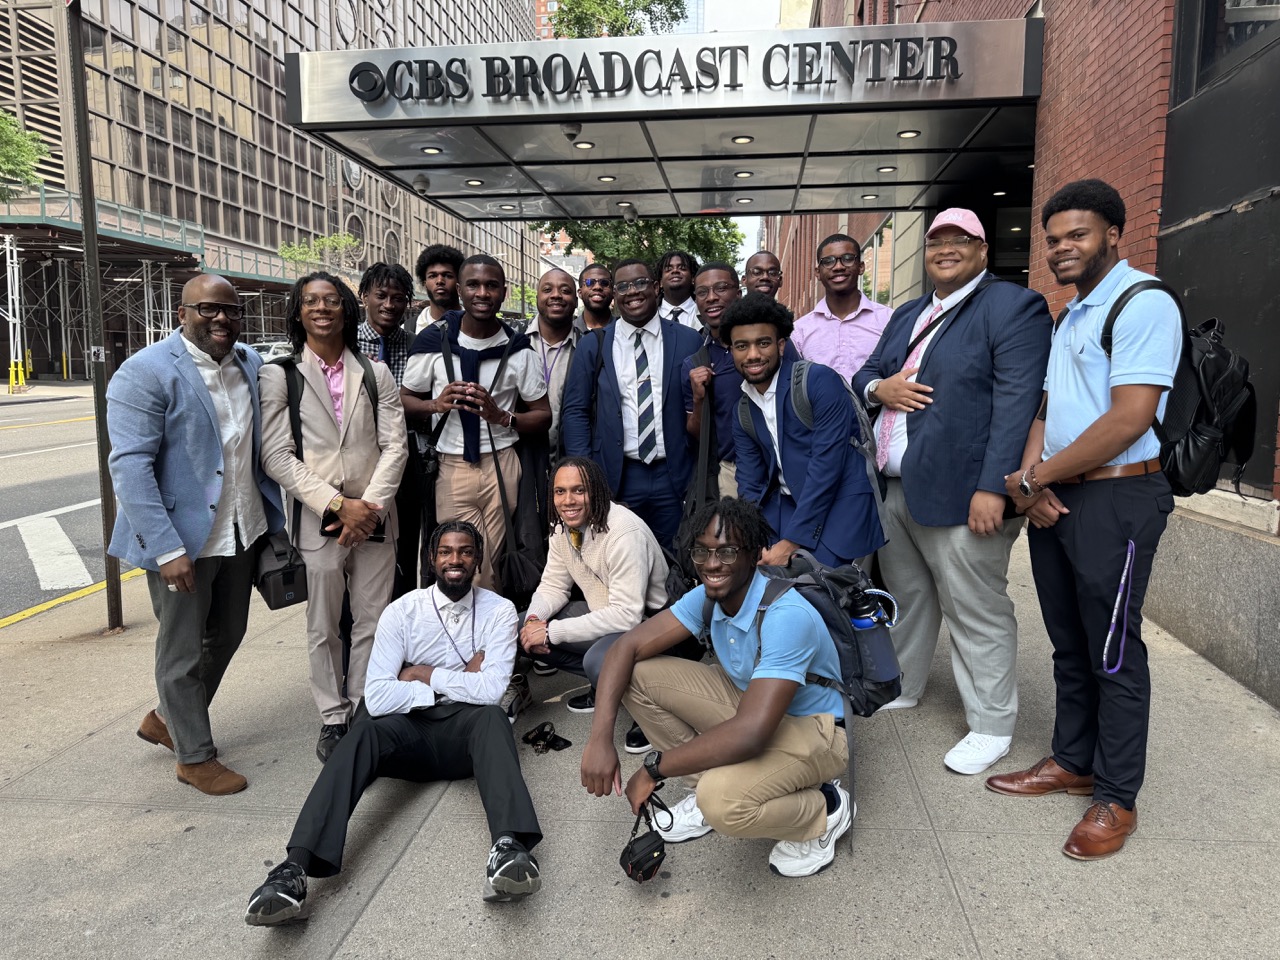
[852,208,1052,775]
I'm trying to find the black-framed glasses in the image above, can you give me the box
[693,281,739,300]
[581,277,612,288]
[817,253,861,268]
[614,278,655,295]
[924,235,979,250]
[690,544,741,565]
[746,267,782,279]
[182,301,244,321]
[301,294,343,308]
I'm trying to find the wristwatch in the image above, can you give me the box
[867,378,883,405]
[1017,465,1043,499]
[642,749,663,783]
[328,494,345,513]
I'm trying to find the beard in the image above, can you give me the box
[1054,238,1112,289]
[435,569,474,601]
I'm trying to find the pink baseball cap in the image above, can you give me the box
[925,208,986,242]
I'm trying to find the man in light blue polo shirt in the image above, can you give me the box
[580,498,851,878]
[996,179,1181,862]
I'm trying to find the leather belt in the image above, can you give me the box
[1056,458,1162,484]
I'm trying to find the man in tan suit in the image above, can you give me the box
[260,271,407,763]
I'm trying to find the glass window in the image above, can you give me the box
[196,118,215,155]
[243,212,260,245]
[140,52,164,92]
[109,0,134,38]
[176,188,198,224]
[146,136,170,177]
[83,21,107,69]
[86,69,110,113]
[243,178,258,209]
[138,10,160,50]
[143,96,166,136]
[257,115,274,150]
[165,26,186,70]
[201,195,220,233]
[261,184,277,216]
[117,86,141,127]
[122,169,144,206]
[240,141,257,174]
[172,111,192,148]
[265,219,278,249]
[260,153,275,181]
[221,166,239,204]
[235,104,253,137]
[174,148,194,186]
[224,207,241,238]
[148,178,172,216]
[110,40,137,81]
[199,157,217,192]
[1200,0,1280,82]
[279,192,293,222]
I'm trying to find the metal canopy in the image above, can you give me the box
[287,19,1042,222]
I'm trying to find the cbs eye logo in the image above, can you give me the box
[349,62,386,102]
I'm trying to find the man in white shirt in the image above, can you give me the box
[245,521,543,925]
[107,274,285,796]
[656,250,701,330]
[410,243,464,335]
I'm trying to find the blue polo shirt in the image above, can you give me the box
[1043,260,1182,465]
[669,570,844,720]
[680,337,741,463]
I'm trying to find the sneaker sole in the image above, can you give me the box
[945,746,1011,776]
[532,666,558,676]
[245,894,306,926]
[658,824,714,844]
[768,800,855,878]
[623,741,651,755]
[484,864,542,902]
[565,704,595,714]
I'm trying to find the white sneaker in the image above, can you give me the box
[768,780,854,878]
[657,792,714,844]
[879,696,919,711]
[944,732,1012,775]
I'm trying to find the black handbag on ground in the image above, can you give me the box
[620,791,673,883]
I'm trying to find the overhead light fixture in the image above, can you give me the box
[1028,162,1036,169]
[731,135,754,144]
[573,140,594,150]
[861,194,879,200]
[1022,268,1030,274]
[734,171,753,179]
[465,179,484,187]
[616,201,633,208]
[597,175,616,183]
[112,276,142,283]
[1011,226,1023,232]
[735,198,753,205]
[499,203,516,211]
[420,146,443,155]
[58,244,84,252]
[877,165,897,173]
[897,130,920,139]
[993,190,1007,197]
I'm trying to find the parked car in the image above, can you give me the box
[251,341,293,360]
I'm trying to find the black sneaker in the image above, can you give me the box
[245,861,308,926]
[532,661,558,676]
[624,721,651,755]
[566,690,595,713]
[483,837,541,902]
[316,723,348,763]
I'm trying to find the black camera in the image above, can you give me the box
[620,793,672,883]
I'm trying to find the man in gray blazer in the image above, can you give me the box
[107,274,285,796]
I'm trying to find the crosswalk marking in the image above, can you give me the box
[0,499,101,531]
[16,516,94,590]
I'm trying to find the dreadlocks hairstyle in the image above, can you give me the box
[656,250,699,280]
[680,497,773,565]
[1041,178,1127,235]
[548,456,614,535]
[414,243,465,286]
[428,519,485,567]
[285,271,360,354]
[358,262,414,298]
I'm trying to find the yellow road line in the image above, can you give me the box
[0,416,96,431]
[0,568,145,630]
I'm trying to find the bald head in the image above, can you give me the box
[537,267,578,331]
[178,274,242,361]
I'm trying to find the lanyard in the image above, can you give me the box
[431,590,477,668]
[538,335,569,385]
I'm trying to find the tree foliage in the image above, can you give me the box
[535,217,744,270]
[503,283,537,317]
[278,233,362,273]
[0,109,48,202]
[550,0,687,38]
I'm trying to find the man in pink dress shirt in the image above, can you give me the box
[791,234,893,382]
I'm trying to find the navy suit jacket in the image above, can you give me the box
[852,275,1052,527]
[561,317,703,497]
[735,357,885,564]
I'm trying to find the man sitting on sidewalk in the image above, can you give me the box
[580,498,851,878]
[244,521,542,924]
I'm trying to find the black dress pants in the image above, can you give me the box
[1027,473,1173,808]
[286,701,542,878]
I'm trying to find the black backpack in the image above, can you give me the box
[1098,280,1256,496]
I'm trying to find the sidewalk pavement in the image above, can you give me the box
[1,537,1277,960]
[0,380,96,404]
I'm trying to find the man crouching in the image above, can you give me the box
[581,498,851,877]
[245,521,542,924]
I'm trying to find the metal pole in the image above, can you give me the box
[66,0,123,630]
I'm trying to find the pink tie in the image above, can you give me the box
[876,303,942,470]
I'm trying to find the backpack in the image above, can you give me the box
[1098,280,1256,496]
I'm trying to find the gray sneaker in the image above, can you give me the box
[245,861,308,926]
[500,674,533,725]
[484,837,541,902]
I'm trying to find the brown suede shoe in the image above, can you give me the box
[1063,801,1137,860]
[176,758,247,795]
[985,756,1095,797]
[137,710,174,751]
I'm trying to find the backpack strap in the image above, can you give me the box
[789,360,814,429]
[736,393,757,442]
[352,351,381,431]
[1100,279,1184,358]
[271,355,306,546]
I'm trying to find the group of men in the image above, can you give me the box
[105,176,1180,921]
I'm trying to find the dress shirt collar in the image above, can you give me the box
[305,344,344,374]
[179,331,236,367]
[713,569,769,631]
[430,582,475,615]
[743,367,781,405]
[1076,259,1133,308]
[660,297,696,321]
[931,269,988,312]
[358,320,408,345]
[622,314,662,342]
[812,293,875,322]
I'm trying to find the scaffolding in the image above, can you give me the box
[3,234,23,392]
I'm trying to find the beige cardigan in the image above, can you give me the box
[525,502,669,645]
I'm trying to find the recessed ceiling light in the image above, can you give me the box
[420,146,443,155]
[616,201,633,208]
[861,194,878,200]
[499,204,516,210]
[1027,162,1036,169]
[897,130,920,139]
[1011,226,1023,232]
[993,190,1007,197]
[1022,268,1030,273]
[731,135,754,144]
[735,197,753,205]
[877,165,897,173]
[734,171,753,179]
[573,140,594,150]
[465,179,484,187]
[597,175,616,183]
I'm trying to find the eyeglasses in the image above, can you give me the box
[817,253,861,268]
[690,544,742,565]
[301,294,344,308]
[613,278,654,295]
[693,281,739,300]
[924,235,979,250]
[581,277,612,288]
[746,267,782,279]
[183,301,244,321]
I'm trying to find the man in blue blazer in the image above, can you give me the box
[852,208,1051,776]
[726,293,885,568]
[561,259,703,549]
[107,274,284,795]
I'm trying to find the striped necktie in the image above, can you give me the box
[634,330,657,463]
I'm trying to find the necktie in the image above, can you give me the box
[876,303,942,471]
[669,306,682,325]
[634,330,657,463]
[378,336,388,363]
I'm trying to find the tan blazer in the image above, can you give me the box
[259,347,408,550]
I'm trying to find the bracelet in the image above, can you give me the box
[1028,463,1045,492]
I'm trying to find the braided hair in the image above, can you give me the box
[358,262,414,298]
[428,519,485,567]
[680,497,772,564]
[285,271,360,354]
[549,456,613,536]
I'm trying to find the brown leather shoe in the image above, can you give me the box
[176,758,247,795]
[1063,801,1137,860]
[137,710,174,751]
[985,756,1095,797]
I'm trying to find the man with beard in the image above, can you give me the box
[743,251,784,300]
[727,293,884,568]
[244,521,543,924]
[561,259,703,549]
[792,234,892,382]
[681,262,744,498]
[576,263,615,331]
[529,267,581,451]
[108,274,285,795]
[656,250,701,330]
[996,180,1181,861]
[411,243,465,335]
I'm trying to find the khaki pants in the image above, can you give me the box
[717,460,738,499]
[623,658,847,842]
[435,447,519,592]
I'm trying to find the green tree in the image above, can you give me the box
[503,282,537,317]
[551,0,687,38]
[278,232,362,274]
[0,109,48,202]
[538,217,744,269]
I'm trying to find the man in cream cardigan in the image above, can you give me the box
[519,456,670,752]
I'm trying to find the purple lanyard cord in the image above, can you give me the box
[1102,540,1136,674]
